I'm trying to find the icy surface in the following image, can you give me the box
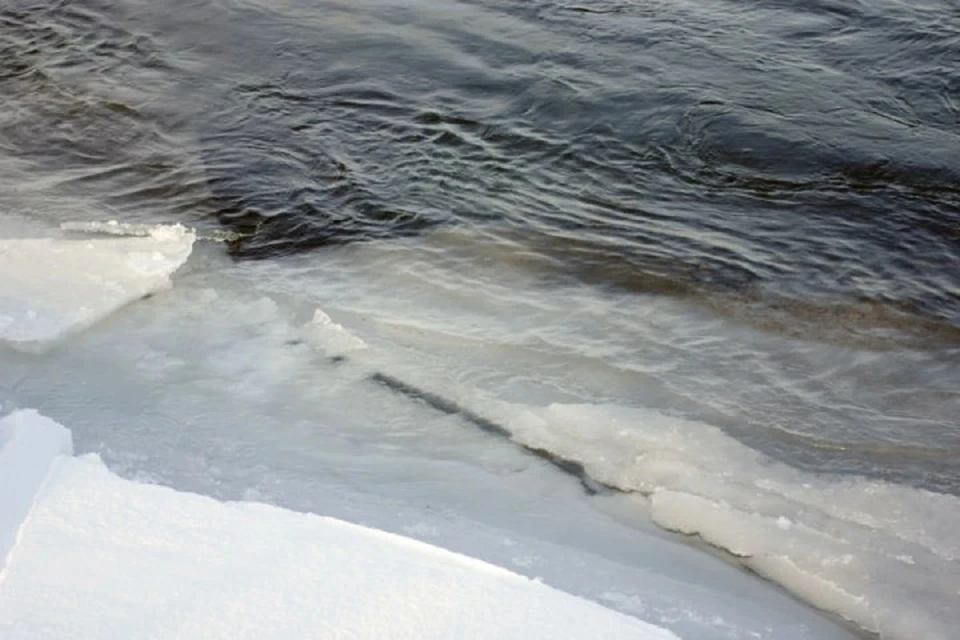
[0,411,675,640]
[0,410,72,573]
[0,239,893,640]
[0,268,860,640]
[0,224,194,350]
[277,289,959,639]
[472,401,960,640]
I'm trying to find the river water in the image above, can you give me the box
[1,1,959,638]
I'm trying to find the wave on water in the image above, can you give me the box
[182,0,960,343]
[3,0,960,342]
[0,3,219,230]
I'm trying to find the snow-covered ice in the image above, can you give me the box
[0,410,72,572]
[0,410,676,640]
[0,223,194,351]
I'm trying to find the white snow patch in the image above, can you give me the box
[0,410,677,640]
[0,224,194,351]
[0,410,72,574]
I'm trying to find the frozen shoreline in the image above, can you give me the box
[4,222,949,639]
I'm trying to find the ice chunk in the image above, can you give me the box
[302,308,369,358]
[0,410,72,574]
[0,411,676,640]
[0,224,194,351]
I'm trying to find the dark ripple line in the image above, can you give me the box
[367,371,613,496]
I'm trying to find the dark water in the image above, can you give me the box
[3,0,960,344]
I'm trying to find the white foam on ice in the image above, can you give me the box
[462,400,960,640]
[0,224,194,351]
[0,411,72,575]
[60,220,157,237]
[0,410,676,640]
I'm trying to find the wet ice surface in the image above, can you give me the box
[0,229,863,640]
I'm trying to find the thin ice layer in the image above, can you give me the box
[474,401,960,640]
[0,411,675,640]
[0,224,194,351]
[59,221,159,237]
[0,410,73,574]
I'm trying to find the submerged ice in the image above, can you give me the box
[280,246,959,639]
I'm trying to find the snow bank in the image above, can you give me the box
[476,401,960,640]
[0,410,676,640]
[0,224,194,351]
[0,411,72,574]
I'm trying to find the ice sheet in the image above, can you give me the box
[0,410,675,640]
[0,285,863,640]
[0,224,194,351]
